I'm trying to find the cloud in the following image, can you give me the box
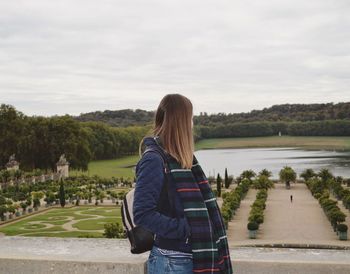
[0,0,349,116]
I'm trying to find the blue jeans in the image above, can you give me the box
[147,246,193,274]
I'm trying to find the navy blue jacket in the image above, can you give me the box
[133,136,192,253]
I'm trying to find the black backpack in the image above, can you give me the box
[121,145,173,254]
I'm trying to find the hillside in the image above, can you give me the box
[73,102,350,127]
[74,109,155,127]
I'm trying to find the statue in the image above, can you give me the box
[6,154,19,170]
[56,154,69,179]
[56,154,69,166]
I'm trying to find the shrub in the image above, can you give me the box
[248,211,264,224]
[103,222,125,238]
[247,222,259,231]
[220,177,251,227]
[337,223,348,233]
[314,193,322,200]
[248,189,268,227]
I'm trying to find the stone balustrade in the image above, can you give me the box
[0,237,349,274]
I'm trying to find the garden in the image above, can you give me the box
[0,206,123,238]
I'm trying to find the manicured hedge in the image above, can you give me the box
[248,189,268,230]
[221,178,250,228]
[329,179,350,210]
[306,178,347,233]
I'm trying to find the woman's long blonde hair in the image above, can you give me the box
[139,93,194,169]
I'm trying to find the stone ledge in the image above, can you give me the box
[232,260,350,274]
[0,258,145,274]
[0,237,349,274]
[0,258,349,274]
[236,243,350,250]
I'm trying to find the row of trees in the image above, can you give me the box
[215,168,234,197]
[221,178,250,228]
[74,102,350,127]
[303,168,348,240]
[195,103,350,125]
[247,189,268,238]
[196,120,350,139]
[0,174,130,221]
[2,103,350,172]
[220,168,275,231]
[0,104,150,171]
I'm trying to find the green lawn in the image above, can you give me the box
[0,206,121,238]
[195,136,350,151]
[71,136,350,179]
[70,154,140,179]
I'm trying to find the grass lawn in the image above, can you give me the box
[70,155,140,179]
[194,136,350,151]
[0,206,122,238]
[72,217,121,230]
[71,136,350,179]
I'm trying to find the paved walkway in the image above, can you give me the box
[228,183,350,247]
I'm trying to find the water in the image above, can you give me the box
[194,147,350,179]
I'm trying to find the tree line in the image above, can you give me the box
[195,102,350,126]
[2,102,350,171]
[0,104,150,171]
[196,120,350,138]
[72,102,350,128]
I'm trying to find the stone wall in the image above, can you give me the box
[0,237,350,274]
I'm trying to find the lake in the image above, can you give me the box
[194,147,350,179]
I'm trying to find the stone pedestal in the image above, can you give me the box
[56,154,69,179]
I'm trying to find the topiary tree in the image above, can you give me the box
[216,173,222,197]
[300,168,316,182]
[318,168,333,180]
[31,191,44,208]
[318,168,334,184]
[20,202,27,214]
[0,205,7,221]
[59,179,65,207]
[224,168,230,189]
[247,222,259,231]
[7,205,16,218]
[258,169,272,178]
[240,170,256,182]
[0,170,11,188]
[99,191,106,203]
[13,169,23,179]
[44,191,56,206]
[253,175,274,190]
[279,166,296,189]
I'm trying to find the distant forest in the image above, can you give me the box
[74,102,350,126]
[1,102,350,171]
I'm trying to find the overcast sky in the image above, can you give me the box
[1,0,349,117]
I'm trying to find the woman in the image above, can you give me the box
[133,94,233,274]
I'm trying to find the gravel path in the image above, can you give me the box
[228,183,350,247]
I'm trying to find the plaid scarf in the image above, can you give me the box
[166,152,233,274]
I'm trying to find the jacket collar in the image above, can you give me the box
[142,135,165,150]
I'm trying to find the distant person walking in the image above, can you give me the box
[290,195,293,203]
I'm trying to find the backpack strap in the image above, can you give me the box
[142,146,175,214]
[143,146,169,173]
